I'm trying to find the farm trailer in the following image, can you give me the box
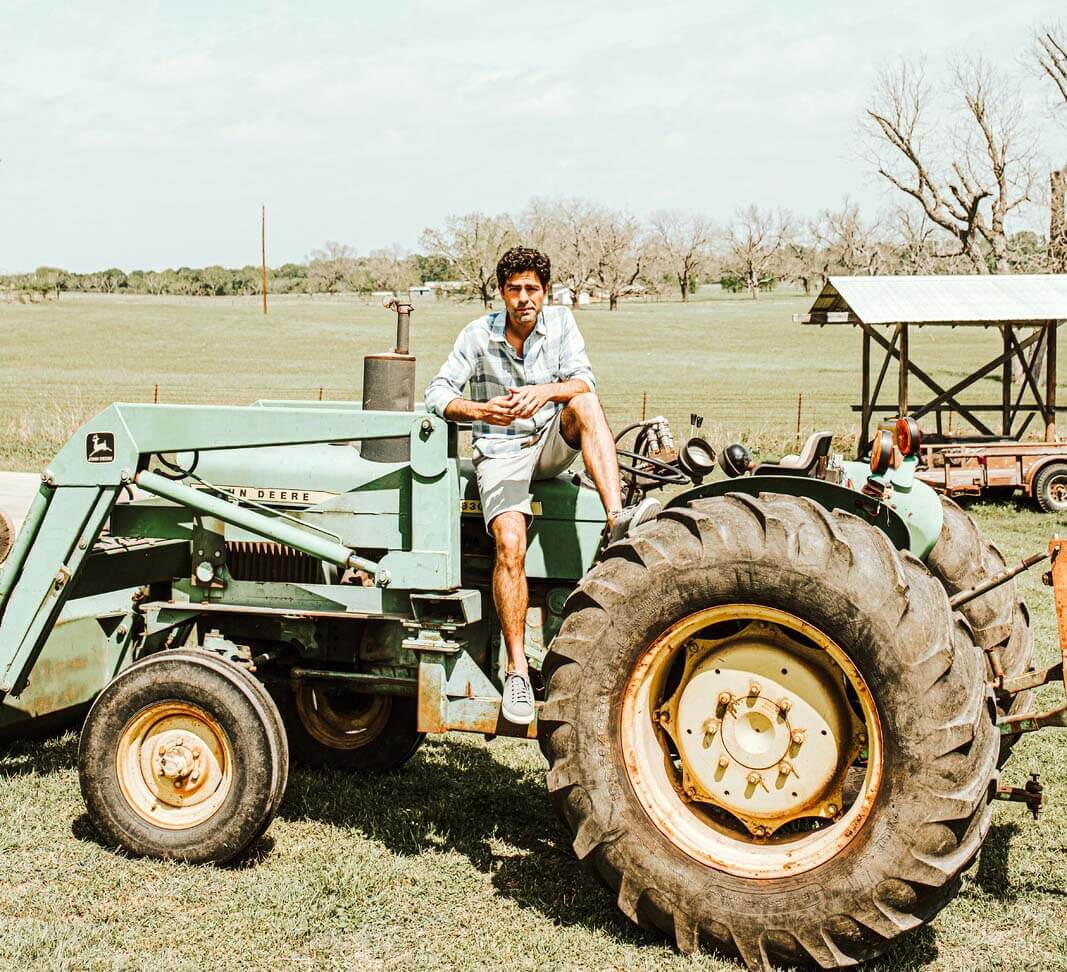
[0,306,1065,970]
[797,273,1067,511]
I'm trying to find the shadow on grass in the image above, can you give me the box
[0,729,79,777]
[276,737,660,947]
[976,822,1022,900]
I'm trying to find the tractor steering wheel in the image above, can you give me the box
[615,447,690,487]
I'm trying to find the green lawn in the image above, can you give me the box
[1,289,1055,471]
[0,294,1066,970]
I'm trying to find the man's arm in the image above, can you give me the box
[426,325,517,427]
[507,310,596,419]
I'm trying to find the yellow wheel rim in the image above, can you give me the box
[620,604,883,879]
[116,701,234,830]
[294,684,391,751]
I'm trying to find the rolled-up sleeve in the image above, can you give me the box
[425,326,478,417]
[558,308,596,392]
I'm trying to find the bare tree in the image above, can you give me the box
[647,211,714,301]
[363,246,418,296]
[590,210,647,310]
[863,58,1036,273]
[721,206,793,299]
[420,213,516,308]
[814,198,888,276]
[887,207,942,274]
[519,198,603,307]
[1036,23,1067,272]
[308,241,358,293]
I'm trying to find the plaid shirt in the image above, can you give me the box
[425,306,596,458]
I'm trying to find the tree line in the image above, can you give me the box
[4,22,1064,308]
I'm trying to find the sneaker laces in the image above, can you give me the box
[506,673,532,705]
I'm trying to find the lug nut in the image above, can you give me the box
[754,825,769,837]
[703,718,720,735]
[791,729,806,745]
[778,698,792,713]
[718,755,730,769]
[748,682,761,697]
[778,760,793,776]
[827,803,838,816]
[717,692,732,707]
[747,772,762,786]
[192,748,201,759]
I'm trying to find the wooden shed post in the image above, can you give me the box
[1047,320,1058,442]
[860,328,871,456]
[1002,324,1012,436]
[897,324,909,415]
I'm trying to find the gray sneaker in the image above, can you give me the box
[501,672,535,725]
[608,496,662,545]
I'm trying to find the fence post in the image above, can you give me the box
[153,383,159,404]
[318,386,324,401]
[641,390,647,422]
[795,392,803,448]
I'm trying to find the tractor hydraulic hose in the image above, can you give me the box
[135,470,383,580]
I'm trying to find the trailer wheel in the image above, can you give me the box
[1033,462,1067,513]
[540,494,996,969]
[926,495,1034,763]
[278,680,424,771]
[79,650,288,864]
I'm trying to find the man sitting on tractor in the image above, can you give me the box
[426,246,660,725]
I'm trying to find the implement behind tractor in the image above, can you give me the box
[1,304,1064,970]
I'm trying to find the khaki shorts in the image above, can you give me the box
[473,409,579,530]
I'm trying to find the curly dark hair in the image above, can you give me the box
[495,246,551,291]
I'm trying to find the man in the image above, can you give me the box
[425,246,659,725]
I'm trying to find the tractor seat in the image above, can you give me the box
[753,431,834,478]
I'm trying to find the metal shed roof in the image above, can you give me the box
[800,274,1067,326]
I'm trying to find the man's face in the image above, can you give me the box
[501,271,546,327]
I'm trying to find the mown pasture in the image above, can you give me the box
[0,292,1065,970]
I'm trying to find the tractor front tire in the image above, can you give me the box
[79,650,288,864]
[540,494,997,969]
[926,494,1034,763]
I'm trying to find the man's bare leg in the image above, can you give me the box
[490,510,530,676]
[561,392,623,523]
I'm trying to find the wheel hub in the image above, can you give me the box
[118,702,232,829]
[658,622,864,836]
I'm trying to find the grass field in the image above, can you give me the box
[0,293,1065,970]
[2,288,1060,471]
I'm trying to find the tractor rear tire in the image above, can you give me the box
[540,494,997,969]
[926,495,1034,763]
[79,649,288,864]
[275,679,424,772]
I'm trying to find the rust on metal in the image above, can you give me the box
[994,774,1044,819]
[998,538,1067,734]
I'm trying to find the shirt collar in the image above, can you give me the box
[489,309,548,342]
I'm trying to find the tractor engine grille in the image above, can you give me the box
[226,541,323,583]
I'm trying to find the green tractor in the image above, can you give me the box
[0,307,1062,969]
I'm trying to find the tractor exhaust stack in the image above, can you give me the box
[361,298,416,463]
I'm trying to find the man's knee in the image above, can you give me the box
[562,391,603,435]
[490,512,527,569]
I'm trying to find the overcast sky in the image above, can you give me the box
[0,0,1061,273]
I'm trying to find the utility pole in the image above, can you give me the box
[261,205,268,316]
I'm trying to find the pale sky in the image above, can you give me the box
[0,0,1061,273]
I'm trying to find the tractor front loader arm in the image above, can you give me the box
[0,402,454,701]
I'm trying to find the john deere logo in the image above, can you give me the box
[86,432,115,463]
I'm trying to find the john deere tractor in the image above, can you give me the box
[1,304,1063,969]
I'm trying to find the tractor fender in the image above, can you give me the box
[668,476,912,553]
